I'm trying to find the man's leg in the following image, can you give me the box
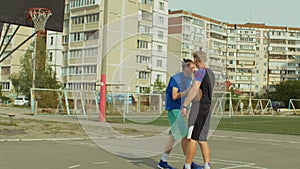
[199,142,210,169]
[158,135,175,169]
[164,135,175,154]
[181,138,188,156]
[184,139,197,169]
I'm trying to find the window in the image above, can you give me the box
[139,25,150,34]
[49,52,53,62]
[158,31,163,39]
[50,37,54,45]
[71,32,84,42]
[136,55,150,64]
[240,45,254,50]
[156,60,162,67]
[157,45,163,52]
[138,40,149,49]
[139,87,150,93]
[69,65,96,75]
[70,49,82,58]
[141,0,153,5]
[84,48,98,57]
[156,74,162,81]
[85,30,99,40]
[158,16,164,24]
[62,52,68,60]
[1,66,10,76]
[62,35,69,44]
[141,10,152,21]
[183,34,190,40]
[139,71,150,79]
[86,13,99,23]
[159,2,164,10]
[70,0,97,8]
[1,82,10,91]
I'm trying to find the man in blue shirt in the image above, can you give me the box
[158,59,196,169]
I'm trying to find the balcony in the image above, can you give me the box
[138,2,152,11]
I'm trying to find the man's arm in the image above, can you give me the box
[171,87,188,100]
[181,81,201,117]
[182,80,201,107]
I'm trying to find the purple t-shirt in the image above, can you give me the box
[194,68,206,83]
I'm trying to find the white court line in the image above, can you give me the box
[52,139,267,169]
[220,164,268,169]
[93,161,109,165]
[171,154,268,169]
[0,137,86,142]
[212,135,300,146]
[212,135,300,149]
[54,140,97,148]
[125,160,144,163]
[68,164,80,168]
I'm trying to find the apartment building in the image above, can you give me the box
[168,10,300,97]
[0,25,33,96]
[267,27,300,91]
[47,31,63,82]
[62,0,169,93]
[168,10,225,92]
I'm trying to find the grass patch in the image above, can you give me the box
[217,116,300,135]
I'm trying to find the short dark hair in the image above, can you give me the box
[182,58,194,69]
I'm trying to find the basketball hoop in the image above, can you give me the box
[27,8,52,31]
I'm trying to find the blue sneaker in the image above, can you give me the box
[191,162,203,169]
[182,162,203,169]
[158,160,176,169]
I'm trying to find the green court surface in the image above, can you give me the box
[107,115,300,136]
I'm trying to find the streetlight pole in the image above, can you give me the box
[248,66,254,114]
[99,0,108,122]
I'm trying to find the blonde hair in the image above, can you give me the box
[193,51,207,63]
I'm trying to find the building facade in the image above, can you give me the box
[0,25,33,97]
[62,0,169,93]
[168,10,300,97]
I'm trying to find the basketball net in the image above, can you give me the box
[27,8,52,31]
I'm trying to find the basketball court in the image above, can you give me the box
[0,129,299,169]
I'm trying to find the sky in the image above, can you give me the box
[169,0,300,27]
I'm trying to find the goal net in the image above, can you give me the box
[288,99,300,115]
[106,92,163,123]
[32,88,98,117]
[211,91,232,118]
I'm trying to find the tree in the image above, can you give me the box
[268,80,300,105]
[9,39,60,99]
[151,77,167,94]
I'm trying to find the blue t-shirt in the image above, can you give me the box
[165,72,192,110]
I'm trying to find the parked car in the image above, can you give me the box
[271,101,286,111]
[14,97,29,106]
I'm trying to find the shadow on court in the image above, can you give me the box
[0,129,299,169]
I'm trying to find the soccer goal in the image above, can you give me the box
[288,99,300,115]
[31,88,99,117]
[211,91,233,118]
[106,92,163,123]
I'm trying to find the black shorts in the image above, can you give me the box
[187,102,211,141]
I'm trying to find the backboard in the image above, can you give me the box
[0,0,65,32]
[0,23,3,35]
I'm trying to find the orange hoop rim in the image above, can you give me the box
[27,7,52,21]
